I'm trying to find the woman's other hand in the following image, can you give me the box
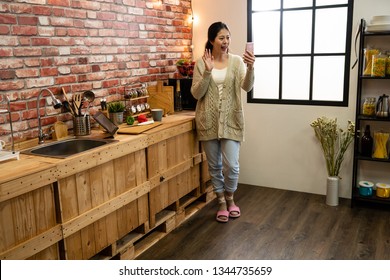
[202,48,214,72]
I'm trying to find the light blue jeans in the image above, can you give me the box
[202,139,241,194]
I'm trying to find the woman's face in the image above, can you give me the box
[211,28,231,53]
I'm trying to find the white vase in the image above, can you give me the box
[326,176,339,206]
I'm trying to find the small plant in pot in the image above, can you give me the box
[108,101,125,125]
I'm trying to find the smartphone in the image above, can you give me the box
[246,42,254,53]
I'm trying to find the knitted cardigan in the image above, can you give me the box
[191,53,254,142]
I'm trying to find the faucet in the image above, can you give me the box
[37,89,62,144]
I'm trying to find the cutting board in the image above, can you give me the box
[52,121,68,140]
[117,122,162,134]
[147,81,174,116]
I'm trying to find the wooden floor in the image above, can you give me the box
[137,184,390,260]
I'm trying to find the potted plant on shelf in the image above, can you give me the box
[108,101,125,125]
[176,59,195,78]
[310,116,355,206]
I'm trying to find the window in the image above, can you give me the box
[247,0,354,106]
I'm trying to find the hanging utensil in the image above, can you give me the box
[82,90,95,103]
[82,90,95,117]
[62,87,76,116]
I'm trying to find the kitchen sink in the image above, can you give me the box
[21,138,118,158]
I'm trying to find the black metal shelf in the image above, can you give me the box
[351,19,390,209]
[356,154,390,163]
[359,76,390,80]
[357,115,390,121]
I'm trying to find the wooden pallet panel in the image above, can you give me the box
[0,184,60,260]
[59,149,149,259]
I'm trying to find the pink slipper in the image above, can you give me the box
[216,210,229,223]
[228,205,241,218]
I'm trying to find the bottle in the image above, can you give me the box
[175,80,182,111]
[361,125,373,157]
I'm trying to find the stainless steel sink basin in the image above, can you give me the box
[21,138,118,158]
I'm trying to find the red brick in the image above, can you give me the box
[14,47,42,57]
[0,14,16,24]
[0,58,24,69]
[0,48,12,57]
[55,75,77,85]
[18,37,30,46]
[97,11,116,21]
[11,26,38,36]
[15,69,39,78]
[86,72,105,81]
[42,48,59,56]
[50,17,74,27]
[10,3,33,14]
[25,77,54,89]
[102,79,119,88]
[40,68,58,77]
[68,28,88,37]
[32,6,52,15]
[72,0,101,11]
[0,80,24,91]
[31,37,50,46]
[92,65,100,72]
[51,37,76,46]
[0,70,16,80]
[17,16,38,25]
[64,9,86,19]
[24,59,40,67]
[48,0,70,7]
[0,25,9,35]
[71,65,90,74]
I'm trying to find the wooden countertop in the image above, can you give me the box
[0,112,195,202]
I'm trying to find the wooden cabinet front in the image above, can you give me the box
[147,120,200,227]
[0,113,212,260]
[58,150,149,260]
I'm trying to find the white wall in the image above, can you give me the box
[191,0,390,198]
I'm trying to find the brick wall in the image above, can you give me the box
[0,0,193,143]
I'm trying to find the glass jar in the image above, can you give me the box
[371,53,387,77]
[363,48,380,76]
[362,97,376,116]
[372,131,389,159]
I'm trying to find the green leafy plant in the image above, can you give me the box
[108,101,125,113]
[310,117,355,177]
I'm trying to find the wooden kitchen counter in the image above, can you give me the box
[0,111,211,260]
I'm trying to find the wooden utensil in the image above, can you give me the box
[73,93,82,116]
[62,87,76,116]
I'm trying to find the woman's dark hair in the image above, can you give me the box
[205,22,230,52]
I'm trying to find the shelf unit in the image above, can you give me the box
[123,84,150,118]
[351,19,390,208]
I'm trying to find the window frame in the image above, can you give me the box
[246,0,354,106]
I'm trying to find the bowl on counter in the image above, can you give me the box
[376,183,390,198]
[358,181,374,196]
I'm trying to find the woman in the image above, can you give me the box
[191,22,255,223]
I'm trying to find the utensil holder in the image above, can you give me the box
[73,115,91,136]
